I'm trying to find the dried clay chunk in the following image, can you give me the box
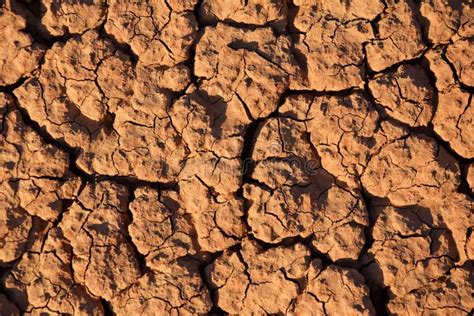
[245,116,368,261]
[0,8,44,85]
[426,49,473,159]
[206,240,374,314]
[369,64,435,126]
[40,0,106,36]
[361,135,460,206]
[199,0,287,29]
[292,0,383,90]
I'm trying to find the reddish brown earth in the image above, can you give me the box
[0,0,473,315]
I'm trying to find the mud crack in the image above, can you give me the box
[1,0,473,315]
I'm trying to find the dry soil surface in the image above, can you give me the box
[0,0,473,315]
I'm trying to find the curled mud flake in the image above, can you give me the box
[291,262,375,315]
[58,181,140,301]
[199,0,287,30]
[0,8,44,86]
[40,0,107,36]
[3,228,103,315]
[169,89,249,207]
[205,250,249,313]
[251,116,316,162]
[0,176,78,263]
[110,259,212,315]
[105,0,197,66]
[387,267,474,315]
[369,64,435,126]
[206,239,311,314]
[292,0,383,91]
[361,135,460,206]
[366,0,426,72]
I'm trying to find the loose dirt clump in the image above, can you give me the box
[0,0,472,315]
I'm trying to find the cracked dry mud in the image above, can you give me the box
[0,0,472,315]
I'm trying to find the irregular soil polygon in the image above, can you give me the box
[1,0,473,314]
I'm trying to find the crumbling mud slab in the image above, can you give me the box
[0,0,473,315]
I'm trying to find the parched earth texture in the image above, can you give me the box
[0,0,473,315]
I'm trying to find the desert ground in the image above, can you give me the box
[0,0,473,315]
